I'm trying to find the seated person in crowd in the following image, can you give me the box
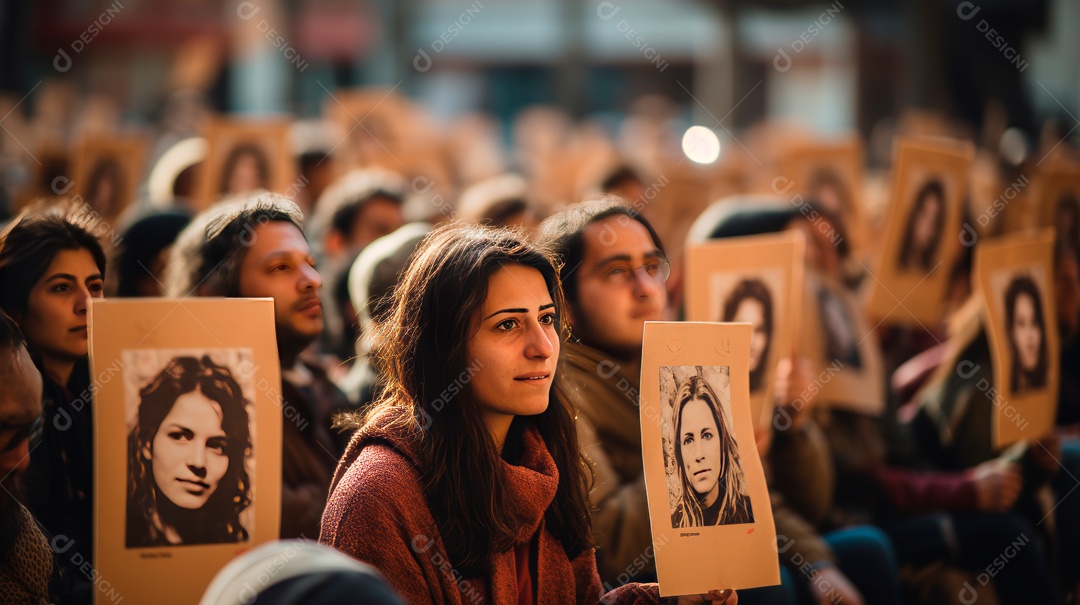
[165,191,352,539]
[0,210,106,604]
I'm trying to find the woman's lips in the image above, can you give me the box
[178,478,210,492]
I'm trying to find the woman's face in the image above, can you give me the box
[466,264,559,435]
[19,249,103,364]
[679,397,722,507]
[912,190,942,252]
[733,298,767,373]
[146,388,230,510]
[1011,292,1042,373]
[225,151,263,194]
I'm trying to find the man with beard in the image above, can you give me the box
[166,192,351,539]
[0,312,50,604]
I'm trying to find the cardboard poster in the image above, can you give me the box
[640,322,778,596]
[1034,163,1080,251]
[778,136,866,252]
[195,119,296,210]
[799,271,885,415]
[71,134,147,222]
[866,137,974,326]
[973,230,1059,449]
[685,231,806,429]
[90,299,283,605]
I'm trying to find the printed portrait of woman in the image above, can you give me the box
[807,166,852,220]
[1003,274,1049,393]
[818,285,862,370]
[897,179,946,272]
[721,278,773,393]
[1054,192,1080,252]
[86,156,126,217]
[218,142,270,196]
[668,373,754,528]
[126,355,253,548]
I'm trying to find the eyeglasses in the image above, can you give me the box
[596,257,671,286]
[0,415,43,454]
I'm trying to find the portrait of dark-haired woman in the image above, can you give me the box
[1003,274,1049,393]
[897,179,946,272]
[126,355,252,547]
[721,278,773,393]
[219,142,270,196]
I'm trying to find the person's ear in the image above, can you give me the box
[141,442,152,461]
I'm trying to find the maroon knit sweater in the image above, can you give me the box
[319,410,659,604]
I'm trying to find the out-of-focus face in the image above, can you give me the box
[0,347,43,481]
[912,191,942,253]
[226,152,264,195]
[733,298,767,373]
[238,221,324,350]
[679,398,722,507]
[19,249,104,366]
[571,217,667,355]
[1056,252,1080,339]
[1011,292,1042,373]
[348,196,404,252]
[146,388,230,510]
[466,265,559,440]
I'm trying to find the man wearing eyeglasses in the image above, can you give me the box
[538,195,670,588]
[0,311,51,604]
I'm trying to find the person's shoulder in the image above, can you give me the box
[336,439,423,499]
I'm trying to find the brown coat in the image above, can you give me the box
[319,410,659,605]
[558,340,653,585]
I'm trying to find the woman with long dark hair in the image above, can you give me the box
[897,179,945,272]
[0,210,105,600]
[126,355,252,547]
[1003,274,1049,393]
[669,375,753,528]
[721,279,772,393]
[321,224,735,604]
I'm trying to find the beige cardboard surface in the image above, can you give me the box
[973,230,1059,449]
[90,298,282,605]
[640,322,779,596]
[685,231,806,429]
[866,137,973,327]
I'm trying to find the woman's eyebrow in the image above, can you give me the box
[484,302,556,320]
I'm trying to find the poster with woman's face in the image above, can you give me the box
[640,322,778,596]
[975,230,1059,449]
[686,231,805,430]
[661,366,754,528]
[1035,165,1080,252]
[779,137,865,253]
[798,270,885,415]
[121,348,256,549]
[89,299,282,604]
[195,119,296,211]
[866,138,973,327]
[71,135,147,226]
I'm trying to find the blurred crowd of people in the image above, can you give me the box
[0,85,1078,605]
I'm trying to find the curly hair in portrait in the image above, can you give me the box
[721,279,773,393]
[670,374,753,528]
[126,355,252,547]
[1004,275,1049,393]
[339,223,594,576]
[897,179,945,271]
